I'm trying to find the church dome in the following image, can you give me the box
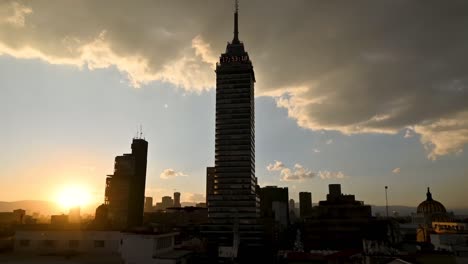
[417,188,446,214]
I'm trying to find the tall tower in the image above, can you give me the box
[105,136,148,229]
[174,192,181,208]
[206,1,261,252]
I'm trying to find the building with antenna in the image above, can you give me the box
[104,133,148,230]
[204,0,263,259]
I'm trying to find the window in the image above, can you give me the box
[19,240,30,247]
[94,240,105,248]
[156,237,172,250]
[43,240,55,248]
[69,240,79,248]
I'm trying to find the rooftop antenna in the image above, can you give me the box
[232,0,240,44]
[139,124,143,139]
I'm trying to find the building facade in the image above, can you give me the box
[105,137,148,229]
[299,192,312,218]
[174,192,181,208]
[259,186,289,228]
[204,4,263,259]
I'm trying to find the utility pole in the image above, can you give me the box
[385,186,389,218]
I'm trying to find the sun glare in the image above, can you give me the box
[56,185,92,210]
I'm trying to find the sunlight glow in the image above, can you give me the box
[56,185,91,210]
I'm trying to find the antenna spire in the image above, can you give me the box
[233,0,240,44]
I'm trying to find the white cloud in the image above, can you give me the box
[326,139,333,145]
[159,168,188,179]
[269,161,347,182]
[313,148,321,153]
[392,167,401,174]
[266,160,285,171]
[318,171,347,180]
[280,164,315,181]
[414,111,468,160]
[404,129,414,138]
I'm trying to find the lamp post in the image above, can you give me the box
[385,186,389,218]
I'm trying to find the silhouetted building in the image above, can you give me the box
[162,196,174,209]
[204,4,263,259]
[104,137,148,229]
[92,204,110,229]
[51,214,69,226]
[260,186,289,228]
[299,192,312,218]
[206,167,215,201]
[144,197,153,212]
[0,209,26,225]
[174,192,181,208]
[289,199,295,211]
[196,203,207,208]
[69,207,80,224]
[302,184,378,250]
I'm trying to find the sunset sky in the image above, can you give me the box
[1,1,467,211]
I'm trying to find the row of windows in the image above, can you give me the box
[19,239,105,248]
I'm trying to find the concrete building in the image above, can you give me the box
[0,209,25,225]
[105,137,148,229]
[120,232,191,264]
[14,229,190,263]
[259,186,289,228]
[69,207,80,224]
[14,230,121,255]
[50,214,69,226]
[302,184,385,250]
[299,192,312,218]
[173,192,181,208]
[162,196,174,209]
[144,197,154,212]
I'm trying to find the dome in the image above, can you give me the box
[417,188,446,214]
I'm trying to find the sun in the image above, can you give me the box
[56,185,92,210]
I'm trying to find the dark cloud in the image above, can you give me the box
[1,0,467,158]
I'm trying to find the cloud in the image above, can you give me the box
[159,168,188,179]
[1,1,467,158]
[266,160,285,171]
[326,139,333,145]
[404,129,414,138]
[318,171,347,180]
[281,164,315,181]
[186,193,205,203]
[269,161,347,181]
[0,2,32,27]
[313,148,321,153]
[392,168,401,174]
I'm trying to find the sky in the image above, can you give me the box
[1,0,467,212]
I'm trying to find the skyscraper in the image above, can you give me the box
[299,192,312,218]
[174,192,181,208]
[105,137,148,229]
[144,197,154,212]
[205,1,262,255]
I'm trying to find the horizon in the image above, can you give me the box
[1,0,467,212]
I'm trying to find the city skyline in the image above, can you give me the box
[1,0,468,212]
